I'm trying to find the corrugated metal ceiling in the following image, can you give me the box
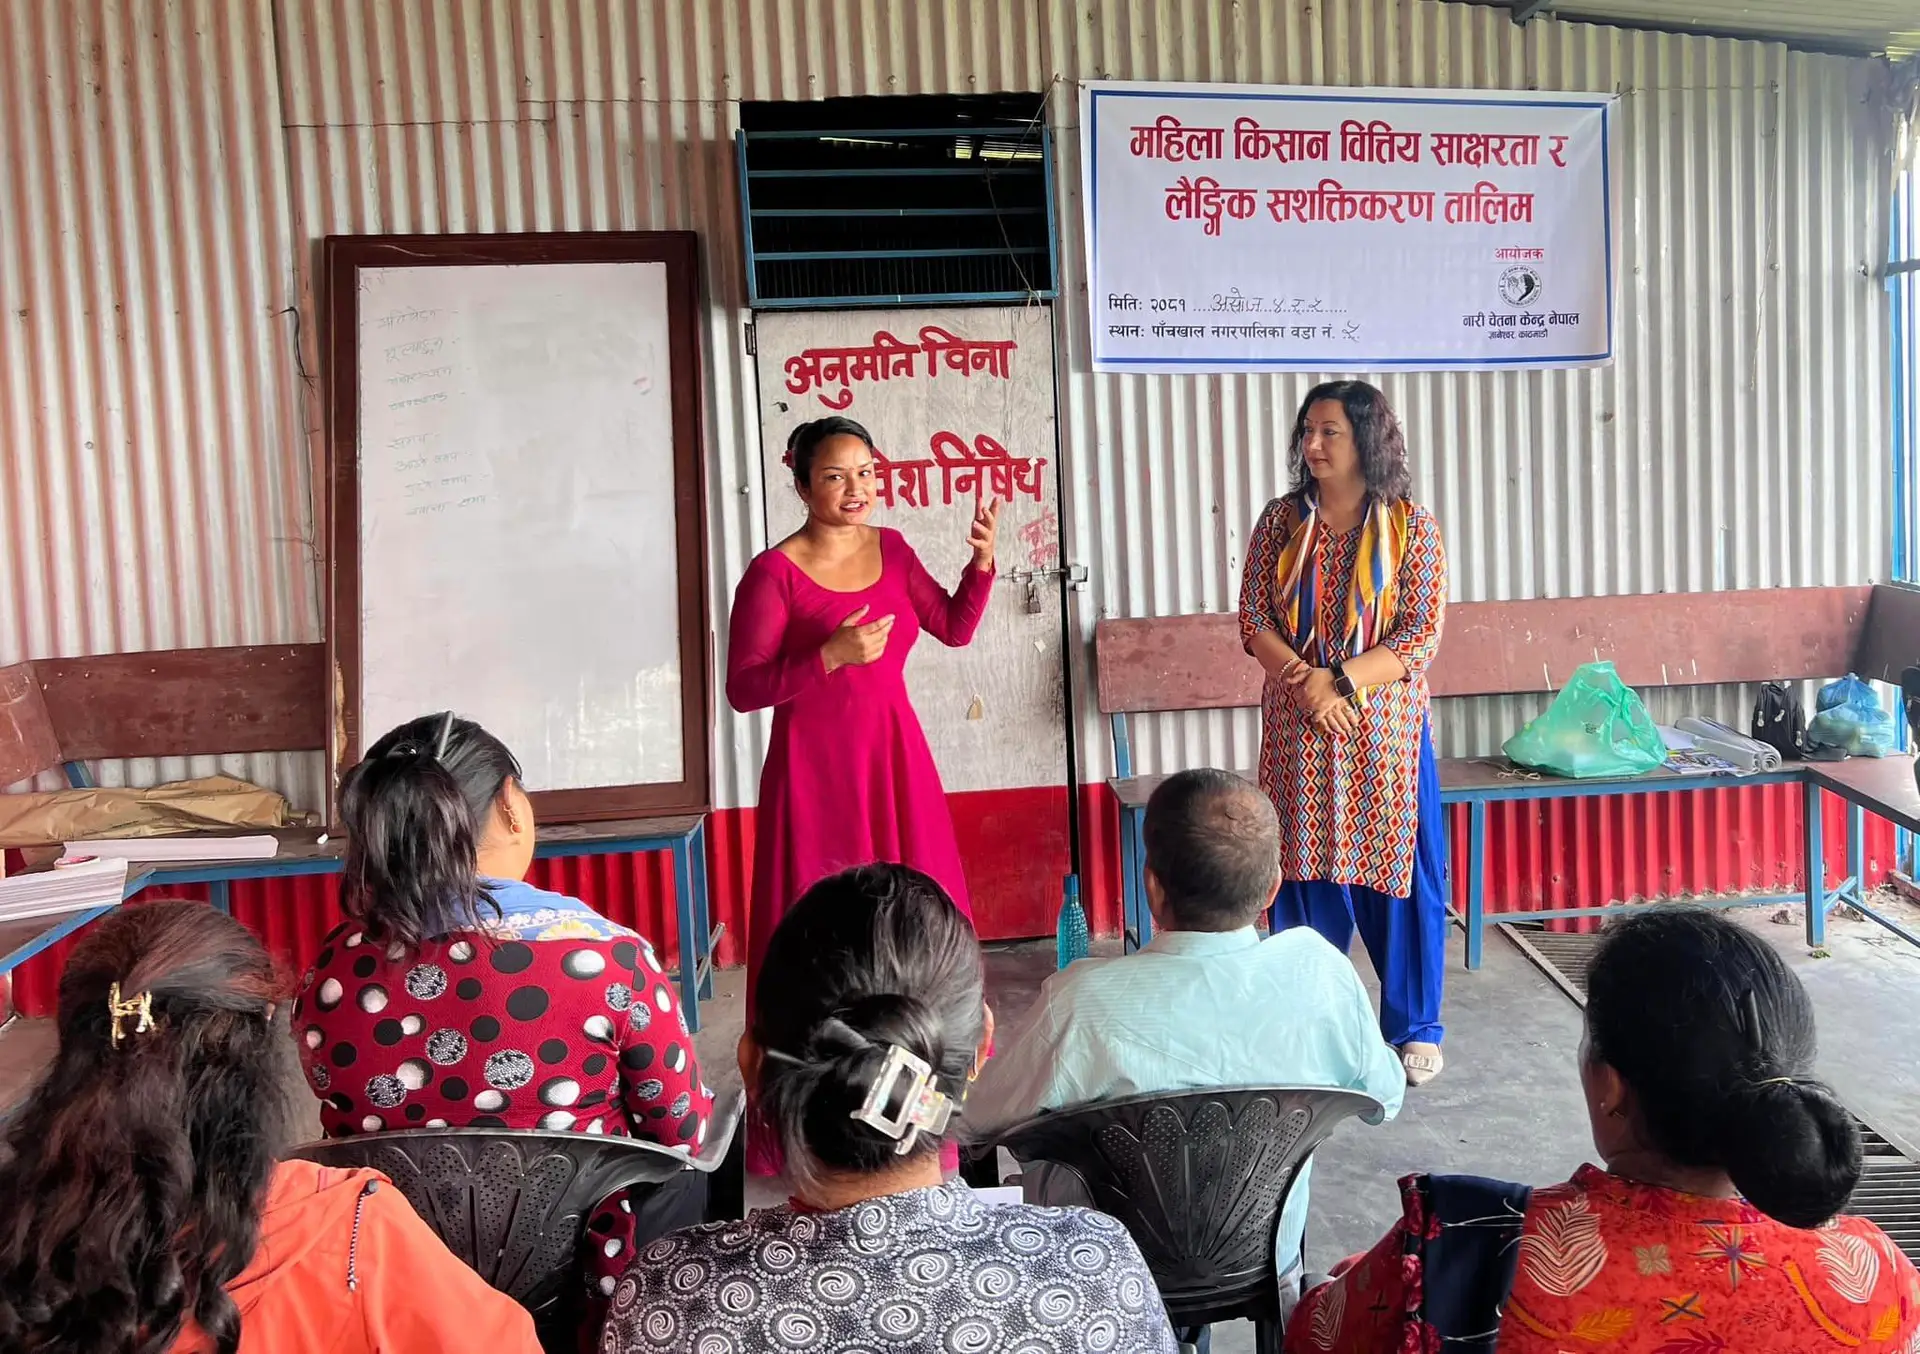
[1478,0,1920,56]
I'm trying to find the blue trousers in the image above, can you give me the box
[1270,716,1446,1046]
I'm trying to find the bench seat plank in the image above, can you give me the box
[34,645,327,762]
[1095,586,1874,716]
[1108,758,1816,810]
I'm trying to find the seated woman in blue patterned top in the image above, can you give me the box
[600,863,1179,1354]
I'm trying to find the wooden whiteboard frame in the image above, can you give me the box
[323,232,712,824]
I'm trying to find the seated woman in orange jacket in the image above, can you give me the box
[0,900,541,1354]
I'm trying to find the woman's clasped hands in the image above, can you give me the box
[1282,656,1360,737]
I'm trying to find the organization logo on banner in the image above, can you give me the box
[1498,265,1545,308]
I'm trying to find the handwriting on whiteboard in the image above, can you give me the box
[372,305,445,329]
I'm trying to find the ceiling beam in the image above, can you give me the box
[1511,0,1557,22]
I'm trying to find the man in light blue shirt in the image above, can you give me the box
[966,767,1406,1283]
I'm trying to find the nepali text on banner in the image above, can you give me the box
[1080,81,1620,373]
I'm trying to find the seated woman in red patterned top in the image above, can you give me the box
[293,713,713,1302]
[1285,906,1920,1354]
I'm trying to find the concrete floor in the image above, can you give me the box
[2,899,1916,1354]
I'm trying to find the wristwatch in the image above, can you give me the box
[1329,659,1358,704]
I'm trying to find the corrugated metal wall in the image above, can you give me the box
[274,0,1051,817]
[0,1,1899,1003]
[1047,0,1893,783]
[0,0,321,803]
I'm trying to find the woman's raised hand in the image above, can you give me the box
[968,498,1001,571]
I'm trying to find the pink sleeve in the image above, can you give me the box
[900,534,994,648]
[725,555,825,713]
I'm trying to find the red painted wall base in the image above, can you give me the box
[7,780,1890,1017]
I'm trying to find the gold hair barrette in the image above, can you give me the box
[108,982,154,1046]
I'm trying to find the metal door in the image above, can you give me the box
[752,305,1072,938]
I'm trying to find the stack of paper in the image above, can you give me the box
[61,835,280,863]
[0,856,129,923]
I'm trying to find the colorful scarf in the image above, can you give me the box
[1274,491,1411,671]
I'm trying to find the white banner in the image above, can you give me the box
[1081,81,1619,373]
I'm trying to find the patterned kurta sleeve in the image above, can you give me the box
[1282,1220,1409,1353]
[1380,503,1447,677]
[1239,498,1290,654]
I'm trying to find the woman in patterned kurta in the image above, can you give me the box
[1240,380,1449,1083]
[1286,906,1920,1354]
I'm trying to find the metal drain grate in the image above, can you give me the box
[1499,922,1920,1263]
[1502,924,1599,999]
[1853,1125,1920,1265]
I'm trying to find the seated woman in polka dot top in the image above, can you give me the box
[293,713,714,1303]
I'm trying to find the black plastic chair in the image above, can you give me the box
[285,1088,743,1341]
[992,1086,1382,1354]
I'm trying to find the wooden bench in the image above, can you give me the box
[1097,583,1919,962]
[0,645,721,1030]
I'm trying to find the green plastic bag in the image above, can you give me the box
[1503,661,1667,779]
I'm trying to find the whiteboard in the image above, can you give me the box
[355,262,684,793]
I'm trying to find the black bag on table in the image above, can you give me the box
[1751,681,1806,760]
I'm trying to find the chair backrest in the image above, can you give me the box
[284,1090,743,1315]
[994,1085,1380,1318]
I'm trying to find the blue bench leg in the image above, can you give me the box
[209,880,231,915]
[1119,808,1140,952]
[692,818,714,1001]
[671,837,701,1034]
[1846,802,1865,909]
[1129,807,1153,949]
[1805,780,1827,951]
[1465,801,1486,971]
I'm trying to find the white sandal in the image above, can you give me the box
[1399,1042,1444,1087]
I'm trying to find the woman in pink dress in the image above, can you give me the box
[728,416,997,1170]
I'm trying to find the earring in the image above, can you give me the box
[505,809,522,835]
[1606,1104,1626,1119]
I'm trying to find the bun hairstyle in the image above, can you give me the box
[1585,906,1860,1228]
[751,864,984,1188]
[339,712,521,951]
[0,901,294,1354]
[784,415,876,487]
